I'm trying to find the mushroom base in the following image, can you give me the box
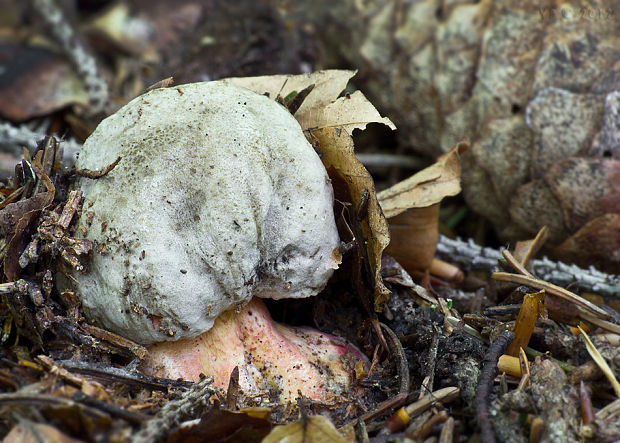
[139,297,368,402]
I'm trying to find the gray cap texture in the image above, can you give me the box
[65,81,340,345]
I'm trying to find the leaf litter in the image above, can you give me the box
[0,58,618,443]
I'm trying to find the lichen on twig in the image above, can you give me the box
[32,0,109,114]
[436,235,619,298]
[132,376,215,443]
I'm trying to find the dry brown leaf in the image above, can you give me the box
[384,204,439,273]
[262,415,350,443]
[376,141,467,274]
[553,214,620,272]
[223,70,356,122]
[168,407,272,443]
[313,127,391,310]
[378,141,468,218]
[1,154,55,280]
[297,90,396,133]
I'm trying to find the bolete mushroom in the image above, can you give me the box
[62,81,366,401]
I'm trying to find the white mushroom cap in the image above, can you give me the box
[66,82,340,345]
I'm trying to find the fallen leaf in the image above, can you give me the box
[262,415,349,443]
[168,407,272,443]
[383,204,439,273]
[376,141,467,274]
[377,141,468,218]
[297,90,395,133]
[553,214,620,272]
[313,127,391,311]
[223,70,356,120]
[1,153,55,280]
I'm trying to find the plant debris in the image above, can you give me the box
[0,2,618,442]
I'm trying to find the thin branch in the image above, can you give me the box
[492,272,610,320]
[436,235,620,298]
[132,376,215,443]
[57,359,194,391]
[475,330,514,443]
[32,0,109,114]
[356,153,428,169]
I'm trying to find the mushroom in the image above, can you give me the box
[62,81,366,401]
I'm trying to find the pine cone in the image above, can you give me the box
[296,0,619,272]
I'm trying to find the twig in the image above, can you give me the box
[501,250,533,278]
[57,359,194,391]
[80,322,146,359]
[75,156,121,178]
[475,330,514,443]
[436,235,620,298]
[31,0,109,114]
[72,391,147,426]
[492,272,610,320]
[355,153,428,169]
[357,323,410,425]
[0,392,110,419]
[132,376,215,443]
[424,327,440,390]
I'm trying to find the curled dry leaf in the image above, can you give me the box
[297,90,395,133]
[226,70,394,311]
[262,415,349,443]
[377,141,467,273]
[378,141,468,218]
[0,153,55,280]
[223,70,356,116]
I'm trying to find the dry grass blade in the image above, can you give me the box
[577,326,620,398]
[492,272,610,320]
[502,249,533,277]
[596,399,620,420]
[579,311,620,335]
[512,226,549,267]
[516,348,530,391]
[381,387,460,434]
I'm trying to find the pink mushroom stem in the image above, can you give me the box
[140,297,368,401]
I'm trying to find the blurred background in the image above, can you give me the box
[0,0,618,272]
